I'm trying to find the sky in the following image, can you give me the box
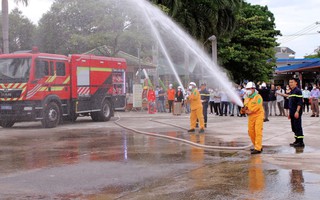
[1,0,320,58]
[246,0,320,58]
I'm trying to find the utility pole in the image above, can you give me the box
[137,46,141,84]
[208,35,217,64]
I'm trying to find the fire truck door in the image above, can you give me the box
[76,66,91,111]
[27,59,50,101]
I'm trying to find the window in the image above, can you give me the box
[50,62,54,76]
[35,60,49,79]
[0,58,31,83]
[56,62,66,76]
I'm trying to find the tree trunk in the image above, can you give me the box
[2,0,9,53]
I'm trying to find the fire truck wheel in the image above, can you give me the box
[91,99,112,122]
[41,102,61,128]
[0,120,15,128]
[90,112,99,122]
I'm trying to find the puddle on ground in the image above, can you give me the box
[0,129,319,199]
[158,131,249,147]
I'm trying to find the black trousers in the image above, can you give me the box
[221,102,229,115]
[209,101,214,113]
[290,112,304,139]
[203,103,208,124]
[214,102,221,115]
[168,100,174,112]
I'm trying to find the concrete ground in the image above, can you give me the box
[1,110,320,199]
[116,110,320,174]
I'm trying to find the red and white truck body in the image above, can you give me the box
[0,49,127,128]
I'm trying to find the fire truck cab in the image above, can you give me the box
[0,49,127,128]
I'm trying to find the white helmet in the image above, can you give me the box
[169,83,173,87]
[178,86,182,89]
[245,82,256,89]
[189,82,196,87]
[261,82,266,87]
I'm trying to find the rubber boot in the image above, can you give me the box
[293,138,305,147]
[289,138,298,146]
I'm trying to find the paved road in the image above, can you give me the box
[0,112,320,199]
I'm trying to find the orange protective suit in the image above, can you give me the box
[244,92,264,151]
[188,88,204,129]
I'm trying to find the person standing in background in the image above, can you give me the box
[220,90,229,116]
[284,85,291,117]
[155,86,160,112]
[302,86,311,113]
[175,86,184,110]
[258,82,270,122]
[147,86,156,114]
[237,85,245,117]
[213,88,222,116]
[199,83,210,128]
[209,89,214,114]
[269,84,277,116]
[310,84,320,117]
[158,87,166,112]
[275,85,285,116]
[167,84,175,113]
[184,87,191,114]
[175,86,184,102]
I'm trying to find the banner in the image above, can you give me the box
[133,84,143,108]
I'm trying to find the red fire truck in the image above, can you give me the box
[0,48,127,128]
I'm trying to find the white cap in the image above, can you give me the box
[189,82,196,87]
[245,82,256,89]
[178,86,182,89]
[169,84,173,87]
[261,82,266,87]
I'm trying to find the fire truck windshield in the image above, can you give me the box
[0,57,31,83]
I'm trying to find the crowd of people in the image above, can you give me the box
[150,82,320,120]
[144,80,320,154]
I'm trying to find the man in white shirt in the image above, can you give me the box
[219,90,229,116]
[213,89,222,116]
[275,85,285,116]
[302,86,311,113]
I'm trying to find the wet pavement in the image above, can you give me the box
[0,112,320,199]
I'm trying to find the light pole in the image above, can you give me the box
[208,35,217,64]
[137,46,142,84]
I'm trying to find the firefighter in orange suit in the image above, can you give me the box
[241,82,264,154]
[186,82,205,133]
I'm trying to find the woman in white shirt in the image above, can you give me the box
[275,85,285,116]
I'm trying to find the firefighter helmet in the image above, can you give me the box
[245,82,256,89]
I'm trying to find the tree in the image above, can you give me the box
[151,0,242,43]
[305,48,320,58]
[218,3,281,82]
[1,0,28,53]
[7,8,35,51]
[36,0,152,57]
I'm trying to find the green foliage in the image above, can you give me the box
[35,0,153,57]
[218,3,280,82]
[150,0,242,43]
[305,49,320,58]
